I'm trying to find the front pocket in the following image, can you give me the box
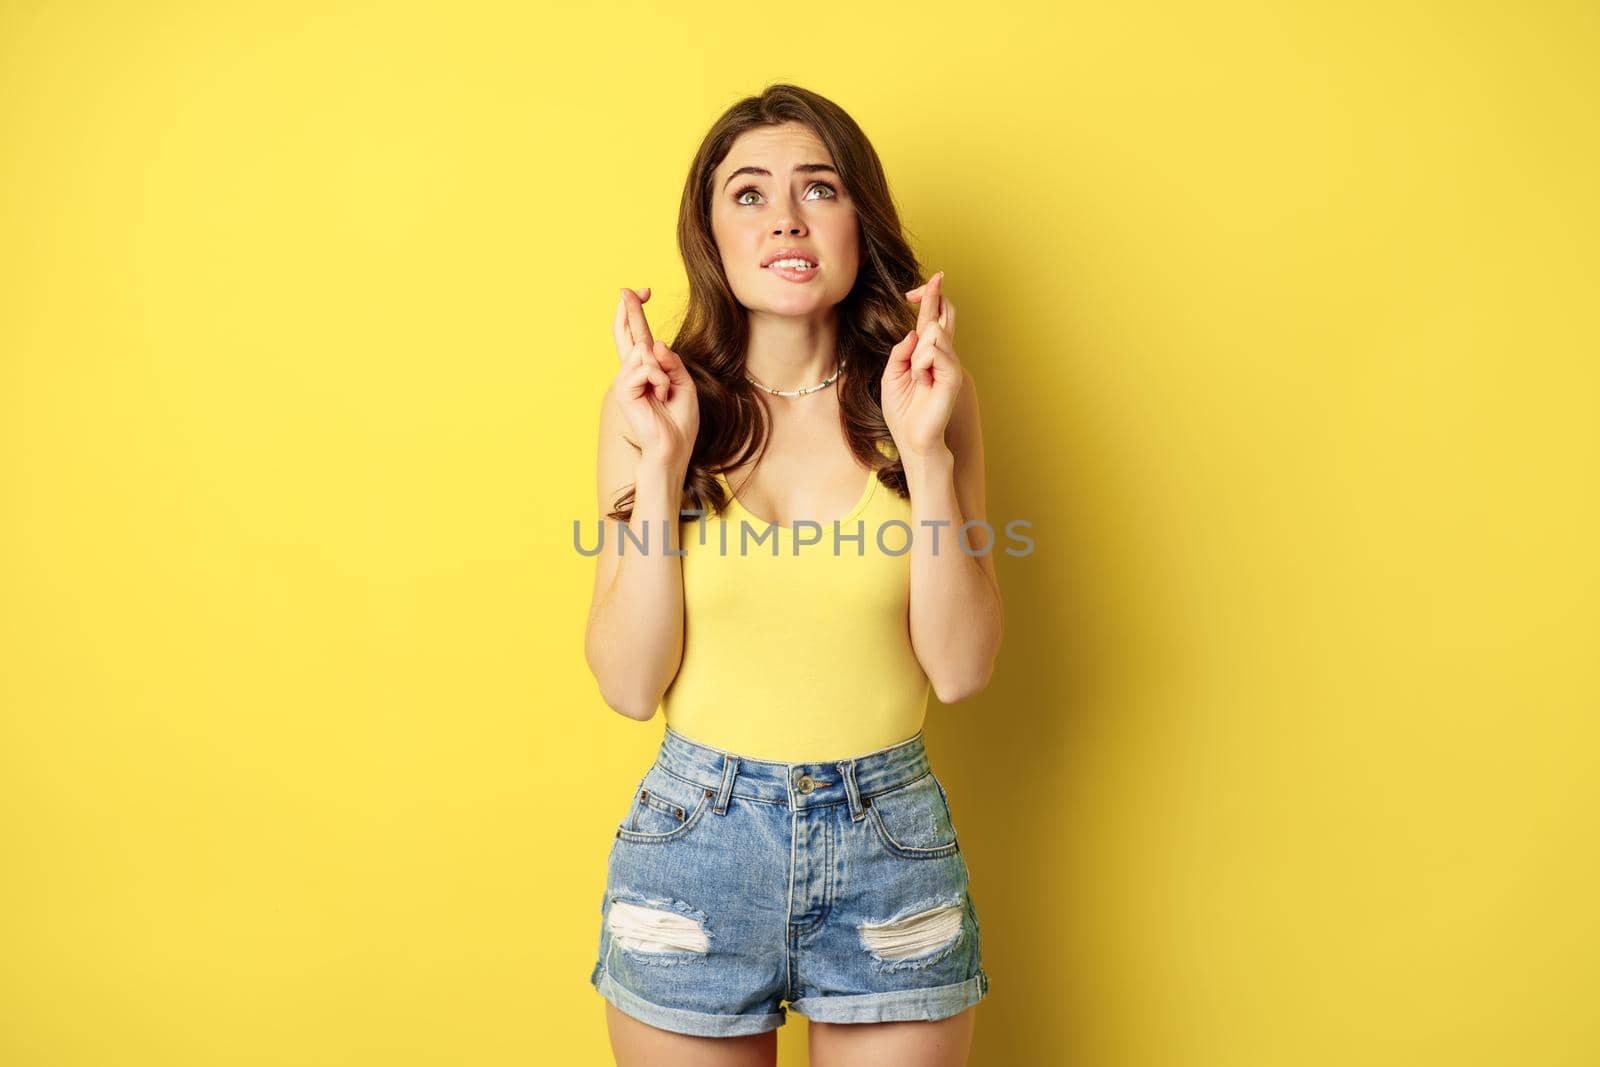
[616,764,715,845]
[627,787,690,834]
[864,771,961,859]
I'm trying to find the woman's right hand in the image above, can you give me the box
[611,287,699,470]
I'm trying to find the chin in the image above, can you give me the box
[743,297,806,316]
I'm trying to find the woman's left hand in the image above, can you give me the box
[882,271,963,459]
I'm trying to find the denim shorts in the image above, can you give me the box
[588,725,989,1037]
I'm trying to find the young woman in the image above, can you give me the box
[585,84,1003,1067]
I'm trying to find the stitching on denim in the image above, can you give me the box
[615,790,711,844]
[790,814,836,938]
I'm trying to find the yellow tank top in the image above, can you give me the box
[657,443,931,762]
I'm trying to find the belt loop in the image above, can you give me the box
[713,755,739,815]
[836,759,865,821]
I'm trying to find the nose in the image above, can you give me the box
[771,197,807,237]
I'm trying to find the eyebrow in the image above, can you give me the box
[722,163,839,191]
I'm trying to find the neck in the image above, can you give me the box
[744,308,840,390]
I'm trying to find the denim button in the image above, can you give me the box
[797,775,815,794]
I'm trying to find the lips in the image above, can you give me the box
[761,248,819,268]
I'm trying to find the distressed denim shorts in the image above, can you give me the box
[588,725,989,1037]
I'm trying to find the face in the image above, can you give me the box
[709,121,860,318]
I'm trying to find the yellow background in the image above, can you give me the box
[3,2,1597,1064]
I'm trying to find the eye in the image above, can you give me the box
[733,181,839,206]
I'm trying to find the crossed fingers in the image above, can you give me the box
[904,271,955,339]
[614,287,655,366]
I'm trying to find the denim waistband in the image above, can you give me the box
[656,725,932,812]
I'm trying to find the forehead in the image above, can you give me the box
[716,122,833,177]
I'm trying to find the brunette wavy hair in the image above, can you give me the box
[607,83,928,523]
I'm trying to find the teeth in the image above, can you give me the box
[769,259,815,270]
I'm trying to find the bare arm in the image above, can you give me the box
[905,370,1004,704]
[583,387,690,720]
[584,286,699,721]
